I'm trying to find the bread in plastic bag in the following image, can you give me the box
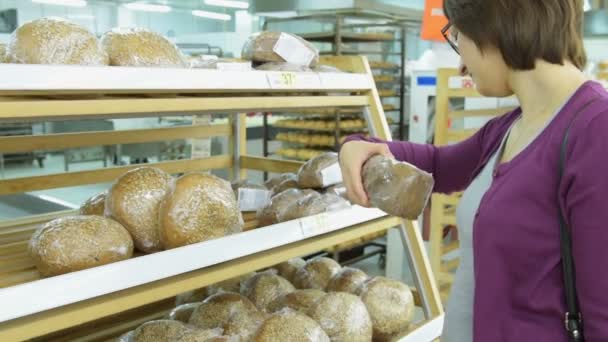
[159,172,243,249]
[307,292,373,342]
[241,270,296,312]
[179,327,224,342]
[0,43,7,63]
[29,215,134,277]
[106,167,172,253]
[242,31,319,67]
[312,64,345,73]
[176,273,255,306]
[297,152,342,189]
[264,173,296,190]
[132,319,189,342]
[255,62,312,72]
[256,189,318,227]
[273,257,306,284]
[166,302,202,323]
[279,193,350,222]
[267,289,326,314]
[358,276,414,341]
[101,27,186,67]
[270,174,300,195]
[115,330,134,342]
[80,190,107,216]
[324,183,348,199]
[6,17,108,65]
[326,267,369,294]
[362,155,434,219]
[232,180,272,212]
[252,308,330,342]
[293,256,342,290]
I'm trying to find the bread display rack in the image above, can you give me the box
[0,56,442,341]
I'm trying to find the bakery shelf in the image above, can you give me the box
[274,123,368,132]
[369,60,399,69]
[298,31,395,42]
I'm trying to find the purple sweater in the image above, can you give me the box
[345,81,608,341]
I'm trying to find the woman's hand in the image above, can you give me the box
[339,141,394,207]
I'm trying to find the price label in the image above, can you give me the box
[266,72,321,89]
[300,213,331,237]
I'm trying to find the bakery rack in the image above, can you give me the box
[0,56,443,341]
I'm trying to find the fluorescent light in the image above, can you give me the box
[204,0,249,9]
[32,0,87,7]
[192,10,231,21]
[124,2,172,13]
[584,0,591,11]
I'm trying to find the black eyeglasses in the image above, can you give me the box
[441,23,460,55]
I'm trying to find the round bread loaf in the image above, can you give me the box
[29,215,133,277]
[116,330,134,342]
[280,193,348,222]
[359,277,414,340]
[176,273,255,306]
[179,327,223,342]
[264,173,296,190]
[273,257,305,284]
[6,17,108,65]
[205,337,239,342]
[308,292,373,342]
[80,190,107,216]
[106,167,172,253]
[241,270,295,312]
[297,152,340,189]
[326,267,368,294]
[267,289,325,314]
[166,302,201,323]
[159,172,243,249]
[270,178,299,196]
[252,309,330,342]
[241,31,319,66]
[101,27,186,67]
[293,257,341,290]
[132,320,189,342]
[189,292,264,341]
[256,189,318,226]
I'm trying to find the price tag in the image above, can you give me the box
[300,213,331,237]
[266,72,322,89]
[320,163,343,187]
[238,188,272,212]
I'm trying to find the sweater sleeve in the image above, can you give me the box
[562,108,608,341]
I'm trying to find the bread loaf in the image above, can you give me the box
[252,309,330,342]
[6,17,108,65]
[29,215,133,277]
[179,327,224,342]
[267,289,325,314]
[132,320,189,342]
[358,277,414,341]
[324,183,348,199]
[159,172,243,249]
[297,152,342,189]
[175,273,255,306]
[80,190,107,216]
[293,257,341,290]
[0,43,6,63]
[256,189,318,227]
[326,267,368,294]
[307,292,373,342]
[264,173,296,190]
[255,62,312,72]
[280,193,349,222]
[362,155,434,219]
[106,167,172,253]
[116,330,134,342]
[270,175,299,195]
[101,27,186,67]
[242,31,319,66]
[232,180,271,212]
[273,257,306,284]
[166,302,201,323]
[241,270,296,312]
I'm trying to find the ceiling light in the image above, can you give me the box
[192,10,231,21]
[32,0,87,7]
[124,2,172,13]
[204,0,249,9]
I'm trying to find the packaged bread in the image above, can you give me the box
[115,330,134,342]
[79,190,107,216]
[231,179,272,212]
[159,172,243,249]
[101,27,186,67]
[166,302,201,323]
[267,289,325,314]
[175,273,255,306]
[241,270,296,312]
[252,308,330,342]
[273,257,306,284]
[179,327,224,342]
[256,189,318,227]
[6,17,108,65]
[324,183,348,199]
[358,277,414,341]
[270,175,299,196]
[362,155,434,219]
[326,267,369,294]
[293,257,341,290]
[297,152,342,189]
[132,320,189,342]
[242,31,319,67]
[312,64,344,73]
[255,62,312,72]
[280,193,349,222]
[307,292,373,342]
[29,215,134,277]
[106,167,172,253]
[189,292,264,341]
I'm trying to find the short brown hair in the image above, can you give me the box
[443,0,587,70]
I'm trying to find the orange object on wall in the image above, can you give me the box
[421,0,449,41]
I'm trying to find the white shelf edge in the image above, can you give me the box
[0,206,387,323]
[396,314,444,342]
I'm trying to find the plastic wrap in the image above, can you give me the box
[132,320,189,342]
[270,177,299,196]
[116,330,134,342]
[293,257,341,290]
[159,172,243,249]
[6,17,108,65]
[28,215,134,277]
[358,276,414,341]
[240,270,296,312]
[297,152,343,189]
[273,257,306,284]
[166,302,201,323]
[232,180,272,212]
[101,27,186,68]
[189,292,264,342]
[80,190,107,216]
[267,289,325,314]
[279,193,349,222]
[175,272,256,306]
[256,189,318,227]
[241,31,319,67]
[326,267,369,294]
[252,308,330,342]
[307,292,373,342]
[264,173,296,190]
[106,167,172,253]
[255,62,312,72]
[205,337,241,342]
[179,327,224,342]
[324,183,348,199]
[312,64,345,73]
[362,155,434,219]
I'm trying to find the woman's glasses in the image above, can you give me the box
[441,23,460,55]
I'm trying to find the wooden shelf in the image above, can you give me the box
[369,60,399,69]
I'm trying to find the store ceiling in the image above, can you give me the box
[94,0,250,11]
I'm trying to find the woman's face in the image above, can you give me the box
[455,27,513,97]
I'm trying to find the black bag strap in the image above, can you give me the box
[558,96,598,342]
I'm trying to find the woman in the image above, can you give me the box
[340,0,608,341]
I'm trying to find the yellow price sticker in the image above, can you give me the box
[267,72,297,88]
